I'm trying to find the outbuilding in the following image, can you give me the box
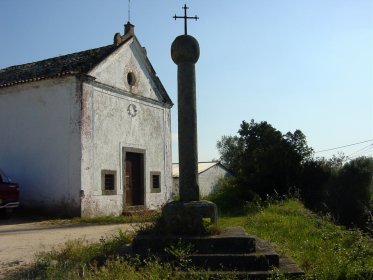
[172,162,232,197]
[0,23,173,217]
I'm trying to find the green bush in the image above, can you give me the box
[329,157,373,228]
[300,160,332,212]
[299,156,373,230]
[206,177,260,216]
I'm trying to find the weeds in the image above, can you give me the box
[164,239,195,269]
[12,229,133,280]
[219,199,373,280]
[10,199,373,280]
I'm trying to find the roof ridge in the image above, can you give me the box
[0,43,117,88]
[1,44,114,71]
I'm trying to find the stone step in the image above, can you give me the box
[132,227,256,255]
[177,268,304,280]
[133,235,256,255]
[131,227,304,277]
[189,252,279,271]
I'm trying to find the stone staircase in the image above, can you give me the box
[132,227,304,279]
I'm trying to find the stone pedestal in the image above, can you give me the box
[162,200,218,235]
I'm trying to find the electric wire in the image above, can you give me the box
[315,139,373,153]
[347,144,373,158]
[347,146,373,160]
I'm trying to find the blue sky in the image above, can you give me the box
[0,0,372,162]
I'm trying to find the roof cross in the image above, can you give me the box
[173,4,199,35]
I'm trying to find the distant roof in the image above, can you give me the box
[0,44,116,88]
[172,162,229,177]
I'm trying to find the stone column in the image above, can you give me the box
[171,34,200,202]
[161,34,217,235]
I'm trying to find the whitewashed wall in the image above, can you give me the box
[198,165,231,196]
[0,77,81,215]
[172,164,231,198]
[80,38,172,217]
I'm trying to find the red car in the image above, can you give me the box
[0,168,20,215]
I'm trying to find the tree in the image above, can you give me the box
[300,159,332,212]
[328,157,373,228]
[217,119,314,199]
[216,135,243,174]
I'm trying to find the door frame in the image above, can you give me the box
[122,147,146,210]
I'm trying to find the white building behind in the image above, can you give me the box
[172,162,232,197]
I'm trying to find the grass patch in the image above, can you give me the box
[219,199,373,279]
[11,229,236,280]
[40,211,160,226]
[11,229,133,280]
[70,212,159,225]
[10,200,373,279]
[11,208,159,226]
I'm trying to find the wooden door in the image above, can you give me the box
[125,152,143,206]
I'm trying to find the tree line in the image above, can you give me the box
[214,119,373,231]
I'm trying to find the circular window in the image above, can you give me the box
[127,72,136,86]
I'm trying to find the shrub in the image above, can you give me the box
[328,157,373,228]
[206,177,260,216]
[300,160,332,212]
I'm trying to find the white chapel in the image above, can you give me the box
[0,23,173,216]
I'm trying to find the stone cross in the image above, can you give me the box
[161,6,217,235]
[173,4,199,35]
[171,6,200,202]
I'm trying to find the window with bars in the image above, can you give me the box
[150,171,161,193]
[101,170,117,195]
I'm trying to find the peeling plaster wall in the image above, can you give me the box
[0,77,81,215]
[80,82,172,217]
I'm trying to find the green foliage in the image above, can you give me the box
[11,200,373,279]
[71,212,159,224]
[164,239,195,269]
[216,119,373,230]
[217,119,313,199]
[328,157,373,228]
[300,156,373,230]
[13,229,133,280]
[219,199,373,279]
[206,177,261,216]
[216,135,243,174]
[13,230,237,280]
[300,159,333,212]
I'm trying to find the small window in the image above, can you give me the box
[152,175,160,188]
[101,170,117,195]
[150,171,161,193]
[105,174,115,190]
[127,72,136,86]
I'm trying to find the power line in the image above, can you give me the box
[348,145,373,159]
[315,139,373,153]
[347,144,373,158]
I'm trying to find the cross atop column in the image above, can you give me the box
[173,4,199,35]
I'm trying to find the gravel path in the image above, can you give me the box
[0,219,136,278]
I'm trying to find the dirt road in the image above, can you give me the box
[0,219,136,278]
